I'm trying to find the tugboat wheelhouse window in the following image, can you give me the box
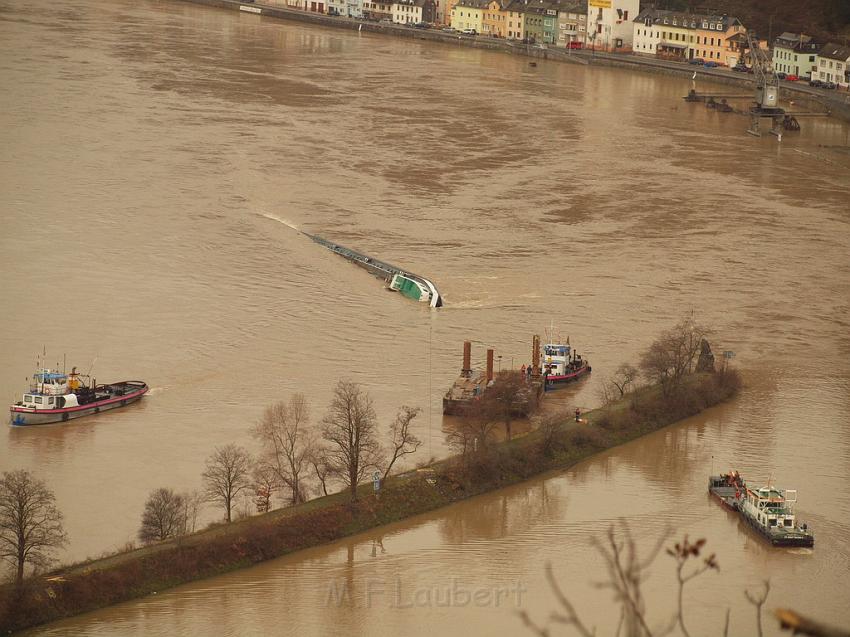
[25,395,33,402]
[34,396,43,404]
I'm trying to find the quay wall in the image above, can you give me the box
[173,0,850,124]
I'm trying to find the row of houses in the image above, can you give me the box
[448,0,587,44]
[630,9,849,87]
[772,33,850,86]
[270,0,850,87]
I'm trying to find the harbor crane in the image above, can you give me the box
[745,31,799,138]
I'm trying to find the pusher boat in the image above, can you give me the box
[10,366,148,426]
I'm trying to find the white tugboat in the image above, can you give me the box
[10,366,148,426]
[708,473,814,547]
[541,325,591,386]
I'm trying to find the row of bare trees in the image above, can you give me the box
[595,314,714,409]
[253,381,422,505]
[137,380,424,546]
[446,370,534,461]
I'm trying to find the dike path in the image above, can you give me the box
[0,373,739,633]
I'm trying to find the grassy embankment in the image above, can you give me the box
[0,370,740,634]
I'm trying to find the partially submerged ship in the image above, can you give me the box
[708,473,814,547]
[10,366,148,426]
[305,233,442,308]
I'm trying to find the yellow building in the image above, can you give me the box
[502,0,525,40]
[482,0,505,37]
[451,0,487,32]
[634,9,746,65]
[654,13,690,61]
[443,0,459,24]
[692,16,745,65]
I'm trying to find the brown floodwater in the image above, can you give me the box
[1,0,849,634]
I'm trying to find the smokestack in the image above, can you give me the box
[532,335,541,377]
[462,341,472,377]
[486,349,494,383]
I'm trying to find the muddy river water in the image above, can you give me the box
[1,0,849,634]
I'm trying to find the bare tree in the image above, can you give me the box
[138,488,186,545]
[520,523,667,637]
[0,470,67,585]
[482,370,531,441]
[310,449,332,497]
[252,463,279,514]
[252,394,315,506]
[611,363,639,398]
[446,404,500,462]
[181,489,204,534]
[746,580,771,637]
[534,411,569,458]
[668,535,720,637]
[320,380,383,503]
[202,444,253,522]
[383,406,422,481]
[640,314,711,396]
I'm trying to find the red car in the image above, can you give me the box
[785,74,799,81]
[568,41,583,50]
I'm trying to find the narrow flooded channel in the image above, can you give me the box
[1,0,849,634]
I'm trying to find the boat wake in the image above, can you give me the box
[258,212,299,232]
[146,387,167,395]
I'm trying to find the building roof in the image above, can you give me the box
[633,8,741,31]
[818,42,850,61]
[502,0,577,14]
[454,0,491,9]
[774,32,820,53]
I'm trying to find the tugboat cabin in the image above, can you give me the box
[17,370,81,409]
[744,486,799,529]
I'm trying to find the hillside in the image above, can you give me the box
[656,0,850,44]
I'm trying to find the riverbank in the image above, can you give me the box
[173,0,850,124]
[0,370,740,633]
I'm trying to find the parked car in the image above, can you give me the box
[785,74,799,82]
[824,81,838,89]
[520,36,536,44]
[460,28,477,36]
[689,58,704,65]
[809,79,824,88]
[776,72,787,80]
[441,26,456,32]
[413,21,430,29]
[568,41,583,50]
[732,64,749,73]
[703,61,718,68]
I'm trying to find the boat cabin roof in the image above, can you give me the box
[749,486,791,502]
[34,371,67,382]
[544,345,571,355]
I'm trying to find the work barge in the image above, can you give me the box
[443,340,544,416]
[306,233,442,308]
[443,333,591,416]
